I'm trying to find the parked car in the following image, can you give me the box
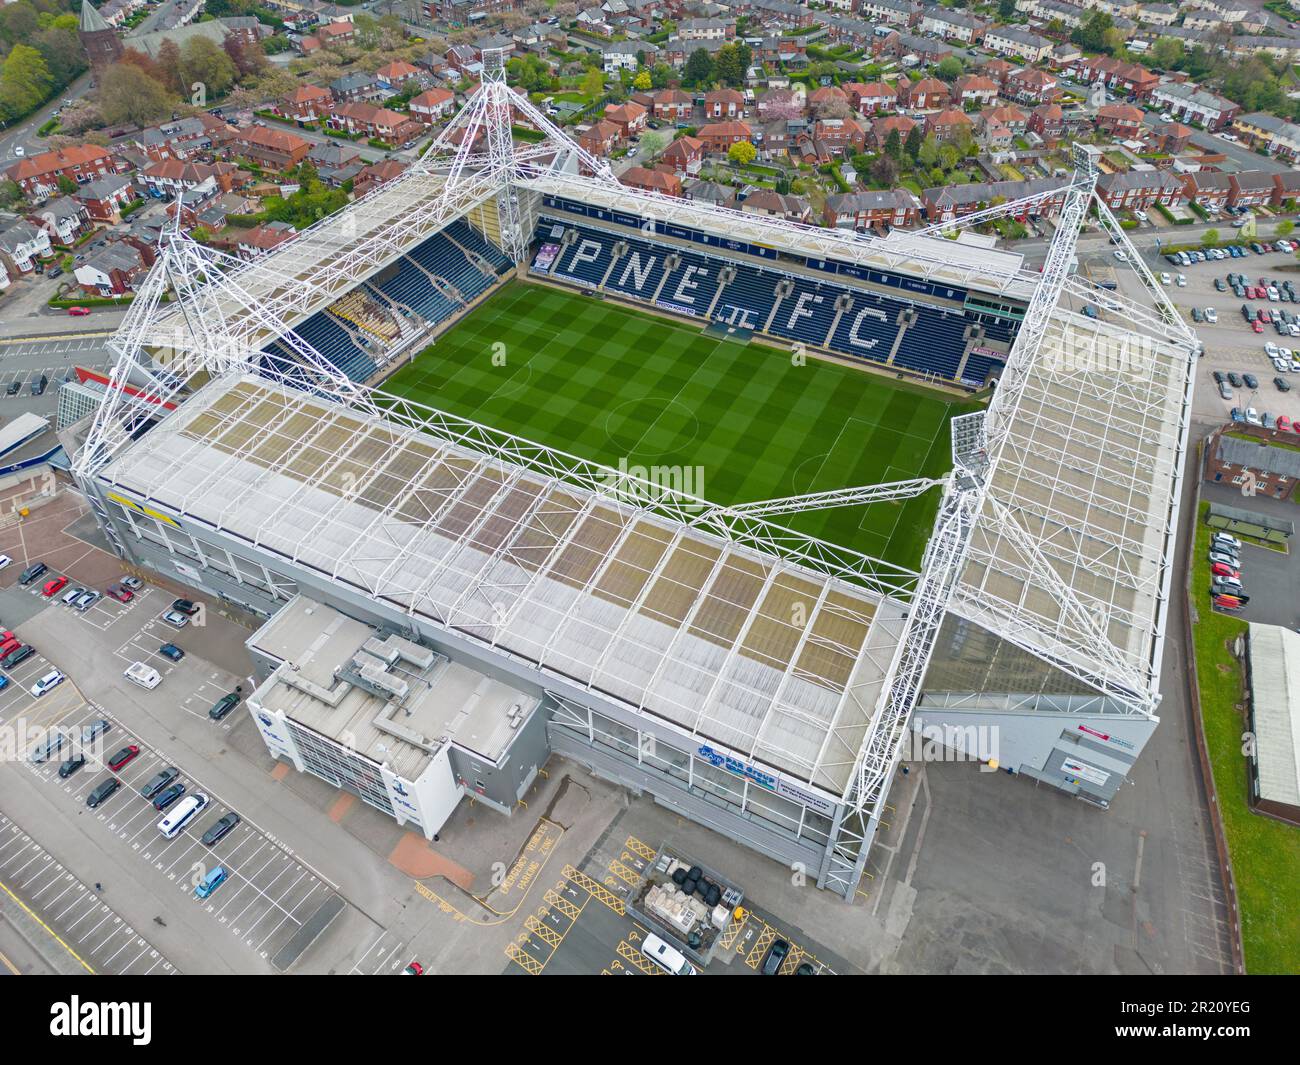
[1243,374,1258,389]
[82,719,110,743]
[41,576,68,597]
[120,576,143,590]
[201,812,240,845]
[208,692,241,721]
[66,306,90,317]
[761,938,791,975]
[107,745,139,772]
[30,670,66,698]
[151,782,186,810]
[58,754,86,779]
[161,610,189,628]
[139,766,180,800]
[106,584,133,602]
[171,599,199,616]
[1,644,36,669]
[158,643,185,662]
[86,777,121,808]
[18,561,46,585]
[1278,378,1292,392]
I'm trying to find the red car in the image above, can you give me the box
[105,584,133,603]
[1210,562,1239,578]
[66,306,90,317]
[1278,415,1292,433]
[1253,320,1264,333]
[42,576,68,597]
[107,744,139,771]
[1257,307,1269,320]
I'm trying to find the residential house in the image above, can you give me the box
[1096,169,1184,210]
[4,145,120,202]
[845,82,897,115]
[577,120,623,157]
[73,240,150,295]
[330,71,381,103]
[409,88,457,124]
[737,189,811,223]
[923,176,1069,221]
[1272,171,1300,209]
[1182,170,1233,210]
[654,89,694,123]
[0,218,52,275]
[1068,56,1159,100]
[1233,112,1300,162]
[620,165,683,197]
[858,0,920,26]
[1004,67,1058,105]
[823,188,922,230]
[602,40,642,71]
[873,113,918,149]
[1206,427,1300,499]
[1150,83,1240,130]
[375,60,422,92]
[927,108,974,144]
[660,135,705,175]
[981,103,1027,135]
[920,8,987,43]
[704,88,745,119]
[327,102,423,146]
[279,84,333,124]
[1149,120,1194,153]
[1027,103,1065,143]
[678,16,734,40]
[901,77,949,110]
[136,114,235,162]
[236,221,296,260]
[812,117,866,151]
[983,27,1052,63]
[1096,103,1144,139]
[353,159,406,198]
[1230,170,1275,209]
[604,101,648,139]
[26,197,91,246]
[952,74,999,110]
[809,84,850,111]
[698,120,753,153]
[74,173,137,223]
[139,159,243,198]
[233,126,312,171]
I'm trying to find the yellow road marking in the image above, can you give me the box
[0,878,95,974]
[624,836,656,862]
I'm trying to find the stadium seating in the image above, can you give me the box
[448,219,512,273]
[533,218,1021,384]
[290,312,379,383]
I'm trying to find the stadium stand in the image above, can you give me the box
[533,216,1019,383]
[286,312,378,383]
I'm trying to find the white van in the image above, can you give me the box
[641,933,697,975]
[123,662,161,690]
[157,792,209,839]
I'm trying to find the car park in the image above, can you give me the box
[201,812,240,845]
[107,744,139,772]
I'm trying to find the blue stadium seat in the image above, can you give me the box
[289,313,378,383]
[892,310,968,379]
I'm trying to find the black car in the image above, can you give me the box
[159,643,185,662]
[208,692,240,721]
[18,561,47,585]
[201,812,241,846]
[1276,377,1292,392]
[30,375,47,397]
[1213,370,1226,384]
[58,754,86,779]
[87,777,121,808]
[1,644,35,669]
[5,380,20,396]
[139,766,180,800]
[171,599,199,616]
[152,782,186,810]
[1243,373,1259,389]
[1228,372,1243,387]
[761,938,790,976]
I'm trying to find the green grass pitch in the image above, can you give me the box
[380,282,981,571]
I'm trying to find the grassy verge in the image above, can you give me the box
[1190,500,1300,972]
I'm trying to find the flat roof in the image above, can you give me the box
[97,374,896,793]
[1248,623,1300,809]
[249,595,537,777]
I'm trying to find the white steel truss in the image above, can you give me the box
[700,478,945,520]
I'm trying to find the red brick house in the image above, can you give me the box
[1182,170,1233,209]
[577,120,621,157]
[927,108,974,143]
[236,221,296,260]
[901,77,949,110]
[1027,102,1065,143]
[234,126,312,171]
[327,102,423,145]
[704,88,744,119]
[375,60,422,91]
[1272,171,1300,209]
[813,117,866,151]
[653,89,693,122]
[823,189,922,230]
[74,173,137,223]
[1096,103,1144,139]
[845,81,897,115]
[952,74,998,109]
[353,159,406,198]
[809,84,850,110]
[872,114,917,150]
[604,101,648,139]
[5,145,120,201]
[279,84,333,124]
[1230,170,1276,209]
[1005,68,1058,105]
[620,165,682,197]
[981,103,1027,135]
[698,121,753,153]
[1150,120,1194,153]
[1070,56,1159,100]
[1096,170,1184,210]
[409,88,456,124]
[661,135,704,175]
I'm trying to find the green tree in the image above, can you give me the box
[904,126,922,161]
[580,66,605,99]
[1202,228,1219,246]
[998,0,1015,17]
[1150,37,1184,70]
[639,130,666,158]
[96,62,174,126]
[650,62,673,89]
[727,139,756,165]
[633,69,652,91]
[884,128,902,160]
[0,43,53,121]
[683,48,714,87]
[870,153,898,187]
[936,56,963,82]
[1277,220,1295,238]
[0,178,21,210]
[1071,11,1115,54]
[56,174,77,196]
[917,133,939,169]
[179,35,238,101]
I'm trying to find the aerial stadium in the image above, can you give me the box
[70,52,1197,900]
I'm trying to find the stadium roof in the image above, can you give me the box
[950,306,1191,712]
[95,374,908,795]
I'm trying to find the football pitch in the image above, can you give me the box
[380,282,981,570]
